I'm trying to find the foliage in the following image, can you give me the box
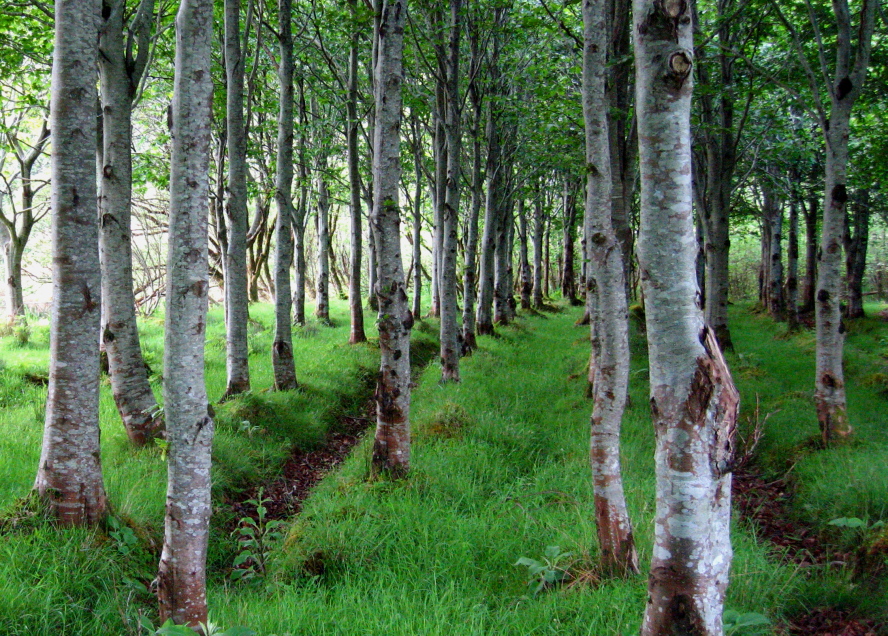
[231,489,286,581]
[514,545,573,597]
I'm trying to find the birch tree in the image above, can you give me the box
[157,0,214,625]
[582,0,637,577]
[778,0,875,442]
[347,0,367,344]
[98,0,162,446]
[272,0,298,390]
[223,0,251,398]
[34,0,107,526]
[633,1,739,633]
[370,0,411,476]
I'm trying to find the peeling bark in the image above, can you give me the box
[35,0,107,527]
[634,1,739,632]
[157,0,214,626]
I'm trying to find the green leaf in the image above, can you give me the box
[829,517,868,529]
[233,552,253,567]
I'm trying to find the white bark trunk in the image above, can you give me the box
[272,0,297,391]
[582,0,638,577]
[157,0,214,626]
[98,0,161,446]
[633,2,739,633]
[370,0,412,477]
[223,0,251,398]
[35,0,107,527]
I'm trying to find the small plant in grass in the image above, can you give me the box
[141,616,256,636]
[238,420,262,437]
[231,488,286,581]
[722,609,770,635]
[107,516,140,556]
[514,545,573,597]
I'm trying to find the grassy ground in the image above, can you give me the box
[0,298,884,634]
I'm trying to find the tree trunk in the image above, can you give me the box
[814,0,875,444]
[517,199,532,310]
[411,115,423,320]
[583,0,638,576]
[223,0,251,398]
[843,189,869,320]
[633,2,739,633]
[787,196,800,329]
[531,190,545,309]
[35,0,107,527]
[801,195,818,313]
[439,0,462,381]
[493,178,513,324]
[157,0,214,626]
[314,141,331,325]
[347,0,367,344]
[370,0,411,477]
[98,0,161,446]
[560,180,578,304]
[764,183,784,320]
[272,0,297,391]
[292,75,309,325]
[461,16,483,351]
[429,98,444,320]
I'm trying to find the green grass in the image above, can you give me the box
[1,297,884,634]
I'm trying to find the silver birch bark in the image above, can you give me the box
[371,0,412,477]
[293,75,309,325]
[531,193,545,309]
[582,0,638,577]
[633,1,739,633]
[157,0,214,625]
[411,115,423,320]
[476,10,504,336]
[800,195,817,313]
[439,0,462,382]
[461,16,483,351]
[272,0,297,390]
[348,0,367,344]
[429,99,444,319]
[314,137,331,325]
[517,199,531,310]
[843,190,869,320]
[35,0,107,527]
[787,195,800,329]
[813,0,875,442]
[98,0,162,446]
[766,187,784,320]
[223,0,251,398]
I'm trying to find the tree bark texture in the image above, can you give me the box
[347,0,367,343]
[633,2,740,633]
[583,0,638,577]
[787,197,800,329]
[763,183,784,320]
[476,11,505,336]
[517,199,532,310]
[157,0,214,626]
[843,189,869,320]
[293,76,309,325]
[494,181,514,325]
[801,195,818,313]
[223,0,251,398]
[532,189,545,309]
[272,0,297,391]
[371,0,412,477]
[461,15,483,351]
[314,142,331,325]
[560,180,579,304]
[410,115,423,320]
[35,0,107,527]
[814,0,875,443]
[98,0,161,446]
[438,0,462,382]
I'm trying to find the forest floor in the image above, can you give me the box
[0,298,885,635]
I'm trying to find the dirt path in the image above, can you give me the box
[733,468,883,635]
